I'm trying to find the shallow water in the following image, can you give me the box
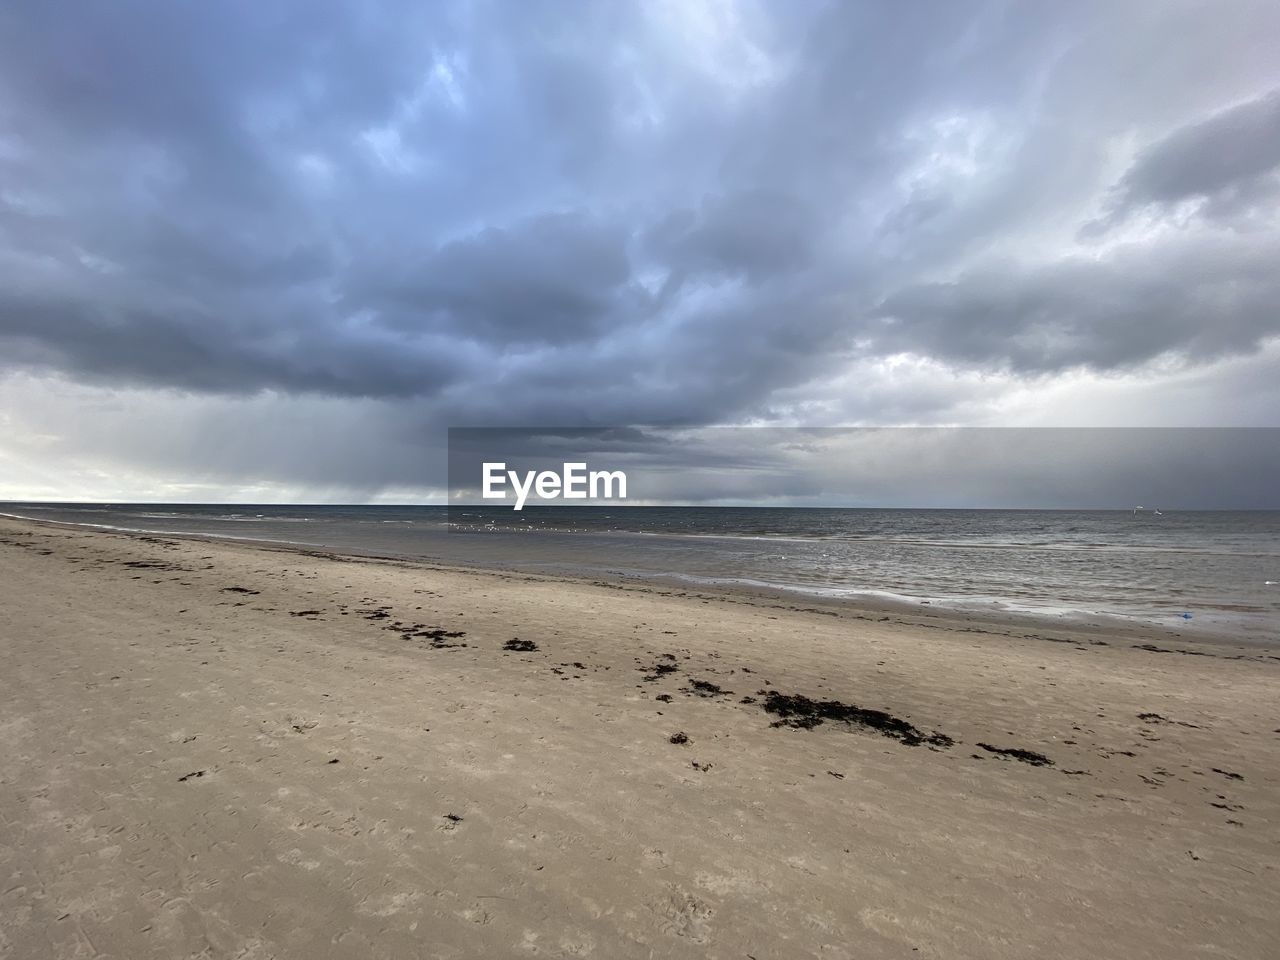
[6,503,1278,643]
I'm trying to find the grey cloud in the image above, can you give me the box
[356,212,635,346]
[872,233,1280,373]
[645,189,820,285]
[1,0,1279,499]
[0,288,467,398]
[1091,89,1280,231]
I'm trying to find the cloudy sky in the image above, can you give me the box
[2,1,1279,503]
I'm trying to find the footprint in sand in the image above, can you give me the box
[652,887,714,943]
[287,715,319,733]
[642,847,670,867]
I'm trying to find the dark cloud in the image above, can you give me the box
[872,233,1280,373]
[0,287,466,398]
[1,1,1279,498]
[355,211,635,346]
[645,189,821,286]
[1090,89,1280,231]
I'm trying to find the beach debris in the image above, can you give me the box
[1137,712,1202,729]
[669,731,689,745]
[641,659,679,681]
[1211,767,1244,781]
[1180,612,1193,620]
[761,691,953,748]
[685,679,731,698]
[177,770,206,782]
[220,586,259,595]
[1132,643,1211,657]
[503,638,538,652]
[975,743,1054,766]
[393,624,467,648]
[690,761,712,772]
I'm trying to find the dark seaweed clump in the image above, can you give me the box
[761,691,953,748]
[686,679,731,697]
[503,638,538,652]
[390,623,468,648]
[1137,712,1202,729]
[669,731,689,745]
[642,661,679,682]
[975,743,1053,766]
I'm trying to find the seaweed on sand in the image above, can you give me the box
[686,679,731,697]
[761,691,953,748]
[975,742,1053,766]
[641,661,679,682]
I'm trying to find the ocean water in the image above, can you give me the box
[5,502,1278,643]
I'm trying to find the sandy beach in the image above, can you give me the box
[1,515,1277,959]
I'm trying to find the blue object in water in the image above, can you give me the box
[1181,612,1193,620]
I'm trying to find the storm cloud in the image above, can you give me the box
[1094,88,1280,227]
[1,1,1278,500]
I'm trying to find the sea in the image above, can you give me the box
[4,502,1278,644]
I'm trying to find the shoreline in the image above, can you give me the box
[2,515,1277,958]
[2,510,1268,655]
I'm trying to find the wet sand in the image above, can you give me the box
[1,515,1277,959]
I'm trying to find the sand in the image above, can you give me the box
[0,515,1277,959]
